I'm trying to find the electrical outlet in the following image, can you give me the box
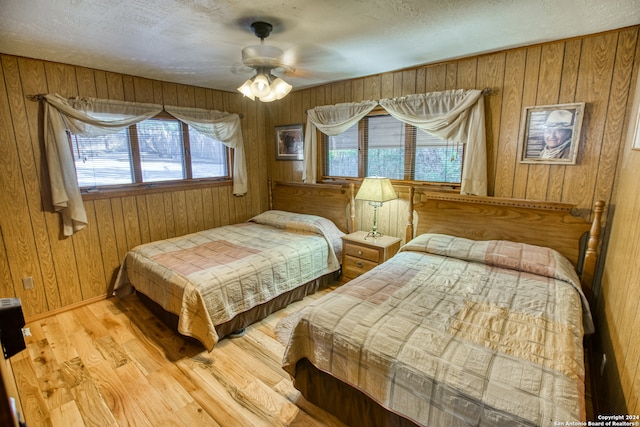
[22,276,34,290]
[600,354,607,376]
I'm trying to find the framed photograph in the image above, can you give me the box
[519,102,585,165]
[275,124,304,160]
[632,105,640,151]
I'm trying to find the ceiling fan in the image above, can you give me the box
[236,21,295,102]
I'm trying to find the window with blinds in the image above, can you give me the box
[326,124,358,177]
[71,128,134,186]
[70,116,229,188]
[367,115,405,179]
[415,130,463,183]
[324,112,463,183]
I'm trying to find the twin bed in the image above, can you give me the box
[281,189,603,426]
[113,181,355,350]
[113,181,603,426]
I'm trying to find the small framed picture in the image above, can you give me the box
[632,106,640,151]
[275,124,304,160]
[519,102,585,165]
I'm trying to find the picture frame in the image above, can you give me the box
[275,124,304,160]
[632,105,640,151]
[518,102,585,165]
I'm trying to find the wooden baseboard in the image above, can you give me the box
[25,294,108,324]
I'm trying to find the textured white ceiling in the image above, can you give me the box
[0,0,638,94]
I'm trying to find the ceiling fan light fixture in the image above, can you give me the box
[235,21,295,102]
[237,70,292,102]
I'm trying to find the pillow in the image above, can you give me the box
[249,210,345,260]
[249,210,335,233]
[401,233,580,286]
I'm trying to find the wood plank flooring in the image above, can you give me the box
[10,280,596,426]
[10,284,347,427]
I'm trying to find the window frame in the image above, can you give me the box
[70,112,233,200]
[319,107,464,189]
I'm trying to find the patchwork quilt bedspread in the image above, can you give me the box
[114,210,344,350]
[282,233,594,426]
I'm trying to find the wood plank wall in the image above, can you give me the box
[266,27,640,243]
[597,48,640,415]
[0,54,270,319]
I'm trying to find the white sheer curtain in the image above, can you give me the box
[379,89,487,195]
[43,94,163,236]
[303,100,378,183]
[164,105,247,196]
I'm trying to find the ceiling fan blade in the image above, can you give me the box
[281,43,353,80]
[227,19,355,88]
[293,44,347,67]
[230,62,254,74]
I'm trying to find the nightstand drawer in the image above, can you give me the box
[341,231,402,281]
[343,242,381,262]
[343,255,378,278]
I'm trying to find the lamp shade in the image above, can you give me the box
[355,177,397,203]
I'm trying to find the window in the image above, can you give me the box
[71,128,134,186]
[70,115,229,188]
[366,115,406,179]
[324,111,463,184]
[137,118,186,182]
[326,124,358,177]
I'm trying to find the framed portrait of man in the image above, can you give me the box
[518,102,585,165]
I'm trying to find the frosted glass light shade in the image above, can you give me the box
[250,74,271,97]
[237,80,255,100]
[258,91,278,102]
[270,77,292,99]
[237,71,293,102]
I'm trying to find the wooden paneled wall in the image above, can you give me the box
[597,50,640,415]
[266,27,640,240]
[0,54,270,319]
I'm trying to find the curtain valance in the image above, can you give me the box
[43,94,163,236]
[379,89,487,195]
[303,100,378,183]
[41,94,245,237]
[302,89,487,196]
[164,105,246,196]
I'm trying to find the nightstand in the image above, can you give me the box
[341,231,402,280]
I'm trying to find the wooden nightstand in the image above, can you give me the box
[341,231,402,280]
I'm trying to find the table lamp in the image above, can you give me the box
[355,176,397,239]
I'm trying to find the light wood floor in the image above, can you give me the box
[10,284,347,427]
[10,281,596,426]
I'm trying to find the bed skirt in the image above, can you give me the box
[135,271,338,345]
[293,358,419,427]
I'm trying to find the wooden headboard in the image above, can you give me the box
[407,189,604,293]
[268,179,356,233]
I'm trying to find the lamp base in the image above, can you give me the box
[364,230,383,240]
[364,202,383,240]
